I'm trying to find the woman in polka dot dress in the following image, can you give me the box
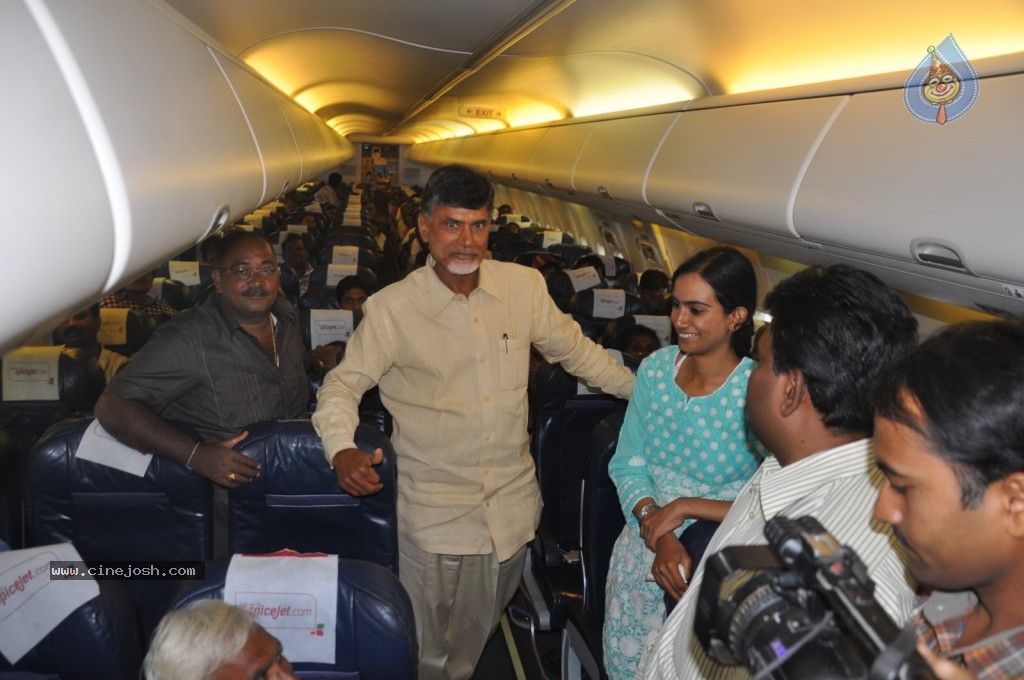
[602,247,767,680]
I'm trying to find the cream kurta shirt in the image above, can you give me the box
[313,257,635,561]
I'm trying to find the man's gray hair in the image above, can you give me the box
[144,600,256,680]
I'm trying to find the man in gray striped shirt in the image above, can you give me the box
[639,265,919,680]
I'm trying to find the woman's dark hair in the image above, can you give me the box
[874,320,1024,507]
[671,247,757,357]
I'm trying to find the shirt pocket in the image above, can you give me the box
[498,337,530,390]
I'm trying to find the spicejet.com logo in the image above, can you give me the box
[235,592,323,634]
[0,552,56,621]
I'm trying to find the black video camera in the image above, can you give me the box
[695,515,933,679]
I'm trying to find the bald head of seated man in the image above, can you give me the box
[144,600,297,680]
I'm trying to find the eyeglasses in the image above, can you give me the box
[221,265,281,281]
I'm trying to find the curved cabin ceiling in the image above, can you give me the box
[165,0,1024,145]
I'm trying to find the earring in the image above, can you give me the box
[728,324,737,332]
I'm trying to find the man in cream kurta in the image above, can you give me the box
[313,164,634,680]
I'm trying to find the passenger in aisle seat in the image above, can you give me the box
[640,264,919,680]
[95,232,308,555]
[620,324,661,361]
[280,233,313,299]
[51,302,129,383]
[638,269,670,315]
[603,247,766,680]
[100,270,178,328]
[144,600,297,680]
[334,275,373,314]
[312,164,635,680]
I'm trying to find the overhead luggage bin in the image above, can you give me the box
[795,72,1024,288]
[528,123,597,197]
[0,4,114,350]
[646,97,848,240]
[489,128,548,189]
[39,0,270,287]
[213,52,303,206]
[573,113,679,207]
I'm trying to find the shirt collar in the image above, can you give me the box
[758,438,875,518]
[421,256,504,318]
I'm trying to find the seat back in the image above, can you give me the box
[299,309,360,351]
[25,417,212,635]
[150,277,192,311]
[569,289,643,342]
[97,307,153,356]
[490,239,536,262]
[0,577,142,680]
[154,260,213,304]
[530,362,632,564]
[229,421,398,573]
[580,411,626,622]
[173,558,417,680]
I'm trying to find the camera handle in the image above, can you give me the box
[868,625,936,680]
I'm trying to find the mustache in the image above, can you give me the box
[241,288,271,297]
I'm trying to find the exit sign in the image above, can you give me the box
[459,106,506,120]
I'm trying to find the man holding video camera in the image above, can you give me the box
[872,320,1024,680]
[640,265,919,679]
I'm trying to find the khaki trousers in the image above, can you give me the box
[398,534,527,680]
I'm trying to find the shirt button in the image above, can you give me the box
[483,395,490,402]
[483,434,493,442]
[748,512,756,519]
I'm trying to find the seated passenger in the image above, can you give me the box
[281,233,313,298]
[100,270,178,328]
[638,269,670,315]
[603,247,765,680]
[144,600,297,680]
[315,172,343,209]
[334,275,373,314]
[873,320,1024,680]
[51,302,129,383]
[620,324,661,361]
[640,265,919,679]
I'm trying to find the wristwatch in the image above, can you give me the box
[637,502,661,523]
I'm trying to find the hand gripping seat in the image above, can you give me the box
[24,417,212,636]
[0,576,142,680]
[173,558,417,680]
[229,421,398,574]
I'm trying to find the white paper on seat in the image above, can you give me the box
[98,308,130,346]
[310,310,355,347]
[286,224,308,234]
[75,420,153,477]
[541,230,563,248]
[591,289,626,319]
[634,315,673,347]
[148,278,169,300]
[225,550,338,665]
[0,543,99,664]
[2,347,61,402]
[326,264,357,287]
[331,246,359,265]
[168,261,201,287]
[567,266,601,293]
[578,349,624,395]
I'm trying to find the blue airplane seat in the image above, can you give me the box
[316,245,377,272]
[560,410,627,679]
[569,288,644,342]
[298,308,361,352]
[546,243,591,264]
[305,380,392,439]
[490,239,536,262]
[229,421,398,574]
[98,307,153,357]
[173,558,417,680]
[305,265,379,303]
[153,261,212,308]
[150,277,192,311]
[24,417,212,638]
[0,578,142,680]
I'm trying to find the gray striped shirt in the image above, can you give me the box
[639,438,916,679]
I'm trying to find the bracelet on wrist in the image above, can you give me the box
[637,502,661,523]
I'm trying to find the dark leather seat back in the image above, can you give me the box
[98,307,153,357]
[154,261,213,304]
[229,421,398,573]
[306,265,379,300]
[173,558,417,680]
[298,309,361,351]
[490,239,535,262]
[547,243,592,264]
[530,360,634,565]
[24,417,211,636]
[150,277,192,311]
[580,411,626,623]
[0,577,142,680]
